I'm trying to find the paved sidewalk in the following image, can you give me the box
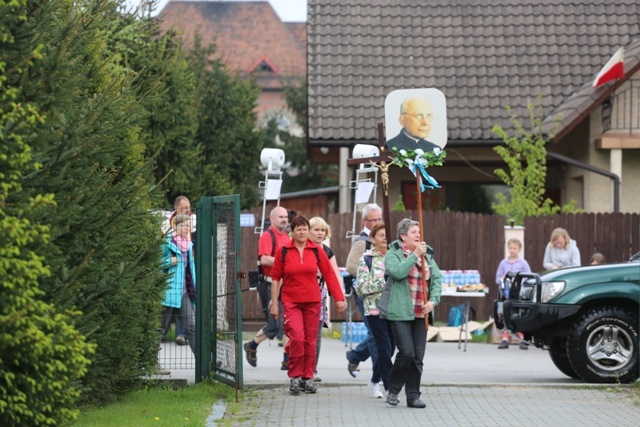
[222,337,640,426]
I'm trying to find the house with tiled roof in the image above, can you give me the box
[158,0,306,130]
[307,0,640,214]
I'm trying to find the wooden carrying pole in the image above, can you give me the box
[377,123,391,241]
[416,173,429,331]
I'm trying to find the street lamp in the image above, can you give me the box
[257,148,286,234]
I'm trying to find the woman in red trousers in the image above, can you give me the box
[270,215,347,395]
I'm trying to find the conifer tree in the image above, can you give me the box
[4,0,166,404]
[0,2,94,423]
[186,36,264,208]
[106,9,200,206]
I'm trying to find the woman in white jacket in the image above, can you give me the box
[543,227,581,270]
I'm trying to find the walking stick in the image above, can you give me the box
[416,173,429,331]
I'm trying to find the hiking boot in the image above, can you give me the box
[519,341,530,350]
[175,335,187,346]
[290,377,303,395]
[303,379,317,394]
[407,399,427,408]
[371,381,384,399]
[498,340,509,349]
[243,342,257,367]
[387,392,399,406]
[346,351,359,377]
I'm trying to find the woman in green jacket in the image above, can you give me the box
[383,219,442,408]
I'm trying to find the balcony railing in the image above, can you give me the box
[602,78,640,134]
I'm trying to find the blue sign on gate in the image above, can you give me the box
[239,213,255,227]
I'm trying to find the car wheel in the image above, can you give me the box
[567,307,639,384]
[548,337,580,379]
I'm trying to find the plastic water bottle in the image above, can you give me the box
[471,270,480,285]
[453,270,463,286]
[442,270,451,286]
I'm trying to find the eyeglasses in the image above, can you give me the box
[365,217,382,223]
[402,113,433,122]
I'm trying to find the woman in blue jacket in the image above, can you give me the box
[161,214,196,355]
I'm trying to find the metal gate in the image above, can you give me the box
[195,195,243,388]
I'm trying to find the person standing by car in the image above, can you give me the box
[382,219,442,408]
[543,227,581,270]
[589,252,606,265]
[495,238,531,350]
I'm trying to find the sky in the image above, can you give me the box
[145,0,307,21]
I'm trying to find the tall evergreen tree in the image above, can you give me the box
[106,9,200,206]
[0,2,94,424]
[186,36,264,208]
[5,0,166,404]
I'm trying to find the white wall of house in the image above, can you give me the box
[620,150,640,212]
[586,78,640,213]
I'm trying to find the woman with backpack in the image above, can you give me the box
[382,218,442,408]
[269,215,347,396]
[354,222,395,399]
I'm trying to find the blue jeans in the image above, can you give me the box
[261,284,284,340]
[367,315,395,389]
[161,293,196,355]
[388,319,426,402]
[347,292,378,369]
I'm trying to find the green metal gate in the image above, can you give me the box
[195,195,243,388]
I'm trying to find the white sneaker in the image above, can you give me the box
[371,381,384,399]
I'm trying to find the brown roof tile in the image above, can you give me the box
[284,22,307,56]
[308,0,640,144]
[159,1,306,86]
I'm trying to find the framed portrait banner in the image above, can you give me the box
[384,88,448,154]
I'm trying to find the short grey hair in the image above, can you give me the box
[397,218,419,240]
[174,214,190,226]
[361,203,382,221]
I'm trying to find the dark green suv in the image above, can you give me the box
[502,256,639,383]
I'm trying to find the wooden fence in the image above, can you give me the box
[240,211,640,327]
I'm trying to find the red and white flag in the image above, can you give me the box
[593,47,625,88]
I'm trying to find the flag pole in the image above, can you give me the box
[416,174,429,331]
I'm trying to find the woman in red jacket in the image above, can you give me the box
[270,215,347,395]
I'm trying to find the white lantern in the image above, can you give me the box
[352,144,379,159]
[260,148,285,171]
